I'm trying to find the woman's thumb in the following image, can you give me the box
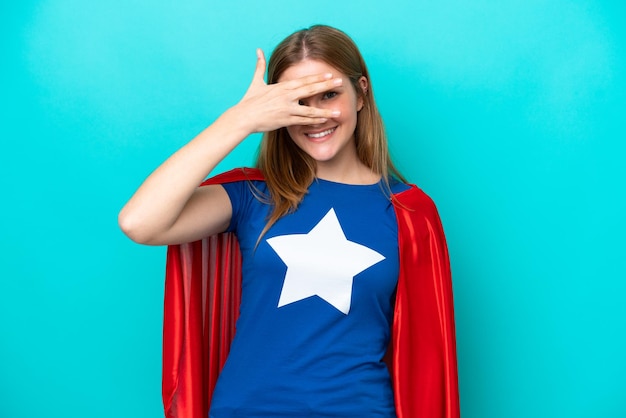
[252,48,266,85]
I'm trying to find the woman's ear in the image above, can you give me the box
[357,76,368,111]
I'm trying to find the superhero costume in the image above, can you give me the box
[162,168,460,418]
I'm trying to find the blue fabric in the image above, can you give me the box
[209,178,410,418]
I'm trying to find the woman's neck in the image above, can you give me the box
[315,160,381,185]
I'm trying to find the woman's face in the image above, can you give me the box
[278,59,367,170]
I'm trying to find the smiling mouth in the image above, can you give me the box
[305,127,336,139]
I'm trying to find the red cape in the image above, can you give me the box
[162,168,460,418]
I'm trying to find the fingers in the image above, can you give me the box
[251,48,266,85]
[289,76,343,102]
[287,105,340,127]
[288,116,332,126]
[283,72,338,91]
[297,104,340,118]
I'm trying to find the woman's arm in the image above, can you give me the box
[118,50,342,245]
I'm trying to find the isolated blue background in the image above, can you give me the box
[2,1,625,417]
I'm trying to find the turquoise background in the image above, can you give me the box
[2,1,625,417]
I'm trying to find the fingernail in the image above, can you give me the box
[324,73,333,79]
[333,78,342,86]
[331,110,341,117]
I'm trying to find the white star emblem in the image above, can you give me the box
[266,208,385,314]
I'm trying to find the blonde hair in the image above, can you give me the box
[256,25,405,236]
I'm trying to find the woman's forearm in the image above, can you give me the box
[117,106,251,244]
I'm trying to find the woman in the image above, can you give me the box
[119,25,459,418]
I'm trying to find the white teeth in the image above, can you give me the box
[306,128,335,139]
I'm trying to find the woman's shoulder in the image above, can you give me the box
[388,176,412,194]
[391,179,442,222]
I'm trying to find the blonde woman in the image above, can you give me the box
[119,25,459,418]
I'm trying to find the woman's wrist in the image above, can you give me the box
[220,104,257,138]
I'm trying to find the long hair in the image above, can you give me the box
[256,25,405,236]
